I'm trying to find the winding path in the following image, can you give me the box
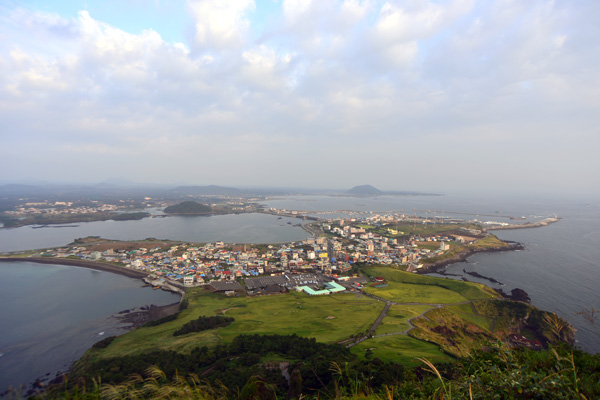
[345,292,491,347]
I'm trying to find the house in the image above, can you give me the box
[207,281,244,294]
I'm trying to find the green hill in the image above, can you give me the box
[36,265,590,400]
[163,201,212,214]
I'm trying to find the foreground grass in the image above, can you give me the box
[40,343,599,400]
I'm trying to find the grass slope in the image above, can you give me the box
[351,335,453,367]
[82,266,505,370]
[374,304,434,335]
[97,290,384,358]
[362,265,498,303]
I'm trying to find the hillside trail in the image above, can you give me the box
[347,292,494,346]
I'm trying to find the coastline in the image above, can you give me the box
[0,257,149,279]
[487,217,560,230]
[417,241,524,274]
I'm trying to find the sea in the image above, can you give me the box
[0,262,180,395]
[0,194,598,393]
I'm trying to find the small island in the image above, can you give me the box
[163,201,213,215]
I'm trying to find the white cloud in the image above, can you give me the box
[283,0,313,23]
[373,0,473,43]
[187,0,256,50]
[0,1,598,194]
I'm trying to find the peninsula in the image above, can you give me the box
[2,206,583,399]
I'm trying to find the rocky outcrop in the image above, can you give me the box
[417,241,524,274]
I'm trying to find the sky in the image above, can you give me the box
[0,0,599,196]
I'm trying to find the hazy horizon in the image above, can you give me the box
[1,1,599,197]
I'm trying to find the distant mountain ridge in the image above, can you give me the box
[346,185,441,196]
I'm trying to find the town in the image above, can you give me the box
[31,213,490,296]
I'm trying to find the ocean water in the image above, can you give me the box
[430,205,600,354]
[0,262,180,394]
[0,213,310,252]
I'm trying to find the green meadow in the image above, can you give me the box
[351,335,453,367]
[374,304,435,335]
[99,290,384,358]
[362,266,498,303]
[90,265,500,366]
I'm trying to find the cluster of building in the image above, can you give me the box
[6,200,125,216]
[319,219,477,272]
[37,215,480,295]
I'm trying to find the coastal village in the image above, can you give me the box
[32,212,487,296]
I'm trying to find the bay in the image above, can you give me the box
[0,213,310,253]
[0,262,180,394]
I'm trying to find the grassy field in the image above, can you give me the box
[374,304,434,335]
[98,290,384,358]
[89,266,503,368]
[362,266,498,303]
[351,335,453,367]
[373,223,468,237]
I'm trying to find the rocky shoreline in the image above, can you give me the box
[417,241,524,274]
[113,302,182,328]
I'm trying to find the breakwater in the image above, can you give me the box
[487,217,560,230]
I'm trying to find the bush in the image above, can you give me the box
[173,315,234,336]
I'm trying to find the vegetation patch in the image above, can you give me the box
[164,201,212,214]
[363,265,498,303]
[91,289,384,359]
[409,299,575,358]
[351,335,453,366]
[173,315,234,336]
[409,307,494,357]
[375,304,435,335]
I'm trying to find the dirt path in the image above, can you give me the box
[346,293,475,347]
